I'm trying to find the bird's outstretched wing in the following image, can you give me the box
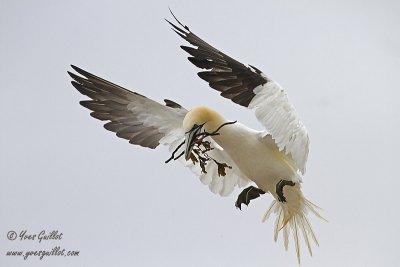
[68,65,248,195]
[166,14,310,174]
[68,65,186,148]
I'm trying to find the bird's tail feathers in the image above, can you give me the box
[262,193,325,264]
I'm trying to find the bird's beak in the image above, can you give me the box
[184,124,202,161]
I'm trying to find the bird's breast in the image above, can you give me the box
[212,123,297,192]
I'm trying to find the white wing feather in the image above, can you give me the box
[249,81,309,174]
[167,137,249,197]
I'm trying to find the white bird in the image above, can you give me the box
[68,12,324,264]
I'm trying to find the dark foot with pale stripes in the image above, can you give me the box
[276,179,295,203]
[235,186,266,210]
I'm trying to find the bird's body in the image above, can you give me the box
[68,11,324,264]
[181,106,322,263]
[214,123,298,194]
[185,107,298,197]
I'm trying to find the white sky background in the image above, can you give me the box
[1,1,399,266]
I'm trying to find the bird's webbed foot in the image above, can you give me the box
[235,186,266,210]
[276,179,295,203]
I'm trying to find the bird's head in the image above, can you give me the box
[182,106,225,161]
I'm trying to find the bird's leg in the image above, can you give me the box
[276,179,295,202]
[235,186,266,210]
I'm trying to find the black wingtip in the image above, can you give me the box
[68,65,85,80]
[70,65,95,80]
[70,81,87,95]
[164,99,182,109]
[235,202,242,210]
[67,71,74,79]
[70,64,80,72]
[68,65,79,77]
[70,65,87,76]
[68,70,88,84]
[165,18,188,36]
[167,7,190,31]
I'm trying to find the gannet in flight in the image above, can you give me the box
[68,11,323,264]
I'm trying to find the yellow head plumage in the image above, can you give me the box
[183,106,225,133]
[182,106,226,160]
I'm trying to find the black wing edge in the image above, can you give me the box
[165,10,269,107]
[67,65,185,149]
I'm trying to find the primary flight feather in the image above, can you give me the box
[69,11,323,264]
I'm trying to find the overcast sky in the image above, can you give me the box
[1,1,400,266]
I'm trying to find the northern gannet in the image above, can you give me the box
[68,11,324,264]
